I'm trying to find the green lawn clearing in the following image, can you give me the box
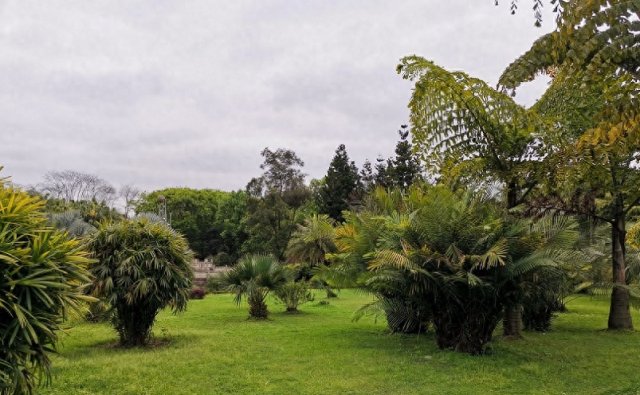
[41,291,640,395]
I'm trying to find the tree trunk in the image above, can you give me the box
[503,304,523,338]
[503,181,524,338]
[248,292,269,319]
[608,209,633,330]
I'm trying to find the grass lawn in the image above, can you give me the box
[41,291,640,395]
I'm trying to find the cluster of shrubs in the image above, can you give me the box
[333,187,577,355]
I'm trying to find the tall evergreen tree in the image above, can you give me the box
[387,125,423,190]
[359,159,376,193]
[317,144,360,222]
[374,156,391,188]
[243,148,310,260]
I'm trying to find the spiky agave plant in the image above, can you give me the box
[0,180,93,395]
[222,255,287,319]
[88,218,193,347]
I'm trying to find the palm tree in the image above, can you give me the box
[89,217,193,347]
[285,214,336,266]
[222,255,287,319]
[1,179,92,394]
[286,214,338,297]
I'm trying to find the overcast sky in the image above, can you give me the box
[0,0,554,192]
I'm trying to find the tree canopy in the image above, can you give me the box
[136,188,247,261]
[316,144,360,222]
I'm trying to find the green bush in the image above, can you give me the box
[213,251,235,266]
[88,218,193,347]
[275,281,314,312]
[0,182,92,395]
[206,276,227,294]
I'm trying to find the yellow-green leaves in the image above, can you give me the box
[1,183,92,395]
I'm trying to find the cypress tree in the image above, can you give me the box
[317,144,360,222]
[387,125,423,190]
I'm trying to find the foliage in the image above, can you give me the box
[136,188,247,261]
[85,299,111,323]
[521,270,568,332]
[88,217,193,346]
[358,160,376,192]
[495,0,555,27]
[500,1,639,90]
[372,126,423,190]
[316,144,361,222]
[501,23,640,329]
[243,148,311,260]
[0,181,92,395]
[189,287,206,300]
[397,56,541,209]
[629,222,640,250]
[221,255,287,319]
[214,191,249,263]
[334,186,578,353]
[398,56,551,337]
[274,281,314,312]
[43,198,122,227]
[286,214,336,267]
[47,210,96,237]
[205,276,227,294]
[385,125,424,190]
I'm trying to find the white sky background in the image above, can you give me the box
[0,0,554,192]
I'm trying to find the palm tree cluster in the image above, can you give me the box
[328,186,578,354]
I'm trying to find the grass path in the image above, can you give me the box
[42,291,640,394]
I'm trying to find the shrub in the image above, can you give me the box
[206,276,227,293]
[190,287,206,300]
[88,218,193,347]
[86,299,111,323]
[0,182,92,395]
[275,281,314,312]
[338,187,578,354]
[222,255,287,319]
[521,270,568,332]
[213,251,235,266]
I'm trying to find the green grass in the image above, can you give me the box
[41,291,640,395]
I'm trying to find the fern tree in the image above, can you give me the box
[397,56,543,337]
[89,218,194,346]
[0,179,92,395]
[500,0,640,329]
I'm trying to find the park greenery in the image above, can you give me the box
[1,1,639,393]
[88,217,194,347]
